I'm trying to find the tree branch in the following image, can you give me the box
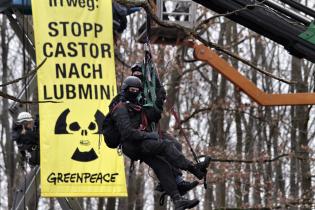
[0,57,47,87]
[115,0,296,85]
[0,90,59,104]
[195,0,267,32]
[210,153,289,164]
[179,104,261,124]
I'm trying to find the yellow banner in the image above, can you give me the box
[32,0,127,197]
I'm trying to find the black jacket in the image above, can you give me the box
[111,101,161,160]
[12,124,39,153]
[109,93,161,131]
[111,102,153,143]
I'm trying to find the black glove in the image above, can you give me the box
[155,86,166,109]
[145,132,159,140]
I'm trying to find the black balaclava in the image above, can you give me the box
[132,71,144,81]
[124,89,140,103]
[121,76,143,104]
[131,63,144,81]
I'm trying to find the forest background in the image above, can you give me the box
[0,0,315,209]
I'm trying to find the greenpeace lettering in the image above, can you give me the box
[47,172,119,185]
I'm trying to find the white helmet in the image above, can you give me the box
[16,112,33,124]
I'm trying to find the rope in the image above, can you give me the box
[34,166,38,210]
[171,107,199,163]
[171,107,208,189]
[12,190,18,210]
[23,164,26,210]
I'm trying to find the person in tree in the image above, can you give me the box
[130,63,199,195]
[109,76,210,210]
[12,112,40,166]
[112,2,140,40]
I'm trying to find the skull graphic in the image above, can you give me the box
[54,108,106,162]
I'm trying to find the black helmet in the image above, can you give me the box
[131,63,142,73]
[121,76,143,91]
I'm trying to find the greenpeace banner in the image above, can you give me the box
[32,0,127,197]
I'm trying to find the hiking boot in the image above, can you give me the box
[173,195,199,210]
[187,156,211,180]
[178,180,199,195]
[155,180,199,195]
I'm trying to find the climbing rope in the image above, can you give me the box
[171,107,208,189]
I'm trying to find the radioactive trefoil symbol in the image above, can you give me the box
[54,108,106,162]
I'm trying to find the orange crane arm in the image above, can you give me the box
[190,43,315,106]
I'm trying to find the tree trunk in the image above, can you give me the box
[127,160,137,210]
[79,198,84,208]
[204,19,227,210]
[1,15,16,210]
[289,58,298,207]
[291,56,312,209]
[160,51,181,130]
[88,198,93,210]
[230,20,243,208]
[234,89,243,207]
[155,48,182,210]
[135,166,144,210]
[118,197,127,210]
[49,198,55,210]
[97,198,105,210]
[106,198,116,210]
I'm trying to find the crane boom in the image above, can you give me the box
[187,41,315,106]
[193,0,315,63]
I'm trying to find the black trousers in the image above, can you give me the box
[142,155,178,196]
[140,139,191,170]
[122,139,192,196]
[160,132,183,177]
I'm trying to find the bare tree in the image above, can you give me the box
[0,15,16,210]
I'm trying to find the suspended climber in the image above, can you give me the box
[105,4,211,208]
[103,75,210,210]
[130,63,199,195]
